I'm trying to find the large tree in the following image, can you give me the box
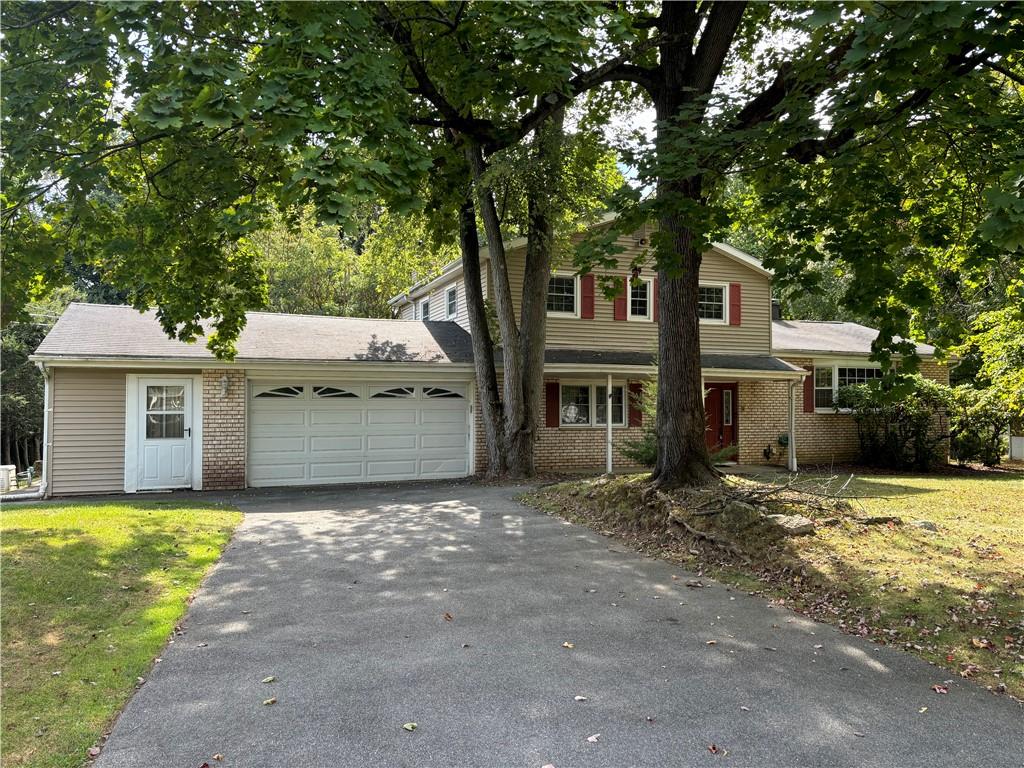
[567,2,1022,486]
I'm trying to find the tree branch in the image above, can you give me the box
[687,1,748,96]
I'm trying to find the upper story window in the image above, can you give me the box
[445,286,458,319]
[698,284,726,323]
[547,274,579,316]
[814,364,883,410]
[629,279,653,321]
[417,298,431,320]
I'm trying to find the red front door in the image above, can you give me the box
[704,383,737,457]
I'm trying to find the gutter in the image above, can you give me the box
[2,362,51,502]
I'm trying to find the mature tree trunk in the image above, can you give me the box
[458,198,507,477]
[648,2,745,488]
[513,107,566,477]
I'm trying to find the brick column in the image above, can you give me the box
[202,369,246,490]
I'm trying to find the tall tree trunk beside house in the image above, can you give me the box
[458,198,507,476]
[464,106,566,479]
[515,107,566,477]
[647,2,746,488]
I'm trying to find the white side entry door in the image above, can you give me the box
[137,378,193,490]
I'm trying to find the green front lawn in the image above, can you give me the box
[526,468,1024,699]
[1,501,242,768]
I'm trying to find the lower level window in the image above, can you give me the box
[814,364,883,410]
[560,384,625,426]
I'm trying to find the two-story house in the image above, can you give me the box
[29,224,948,497]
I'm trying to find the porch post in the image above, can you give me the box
[606,373,613,474]
[787,381,798,472]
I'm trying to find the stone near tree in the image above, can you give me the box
[721,500,761,531]
[765,514,816,536]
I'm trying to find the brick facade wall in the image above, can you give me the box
[737,357,951,467]
[474,377,646,474]
[202,369,246,490]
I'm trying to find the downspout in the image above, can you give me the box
[787,380,798,473]
[606,373,613,474]
[1,362,51,502]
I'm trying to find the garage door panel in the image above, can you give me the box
[421,409,466,424]
[421,458,469,476]
[249,381,470,487]
[252,436,306,454]
[367,459,418,478]
[255,410,306,427]
[367,434,417,451]
[251,463,307,482]
[421,433,466,449]
[310,462,363,480]
[310,410,362,426]
[310,435,362,452]
[367,409,418,425]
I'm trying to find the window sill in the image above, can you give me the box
[547,311,580,319]
[699,318,728,325]
[558,423,629,429]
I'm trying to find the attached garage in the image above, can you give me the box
[248,381,472,486]
[31,304,477,495]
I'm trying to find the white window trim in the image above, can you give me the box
[813,361,883,413]
[698,281,729,326]
[417,297,431,320]
[558,382,627,428]
[627,277,654,322]
[546,272,581,318]
[445,285,458,319]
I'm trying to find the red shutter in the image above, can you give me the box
[613,279,627,320]
[628,381,643,427]
[803,367,815,413]
[581,274,595,319]
[652,278,659,322]
[545,381,560,427]
[729,282,742,326]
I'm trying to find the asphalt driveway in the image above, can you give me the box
[97,483,1022,768]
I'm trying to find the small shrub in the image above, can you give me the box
[949,386,1007,466]
[835,375,951,471]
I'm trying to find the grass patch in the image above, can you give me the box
[524,468,1024,700]
[1,500,242,768]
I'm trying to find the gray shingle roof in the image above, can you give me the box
[496,348,803,373]
[34,304,475,364]
[771,320,935,356]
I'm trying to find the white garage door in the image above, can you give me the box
[248,382,471,487]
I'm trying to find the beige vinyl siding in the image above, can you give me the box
[396,266,488,332]
[504,232,772,355]
[49,367,127,495]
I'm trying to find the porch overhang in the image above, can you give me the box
[533,349,807,381]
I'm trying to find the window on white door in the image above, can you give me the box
[145,385,185,438]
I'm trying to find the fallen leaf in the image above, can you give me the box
[261,676,276,684]
[461,643,471,648]
[262,697,277,706]
[541,764,555,768]
[813,644,823,649]
[87,746,101,757]
[562,641,575,649]
[708,744,720,754]
[442,612,454,622]
[645,715,655,723]
[685,580,705,588]
[574,695,587,702]
[403,722,417,731]
[197,643,208,648]
[586,733,600,743]
[740,706,750,712]
[918,707,928,713]
[931,684,949,694]
[853,731,865,738]
[213,755,224,761]
[763,646,778,652]
[706,640,717,646]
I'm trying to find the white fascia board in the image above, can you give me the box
[773,349,936,361]
[31,356,475,376]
